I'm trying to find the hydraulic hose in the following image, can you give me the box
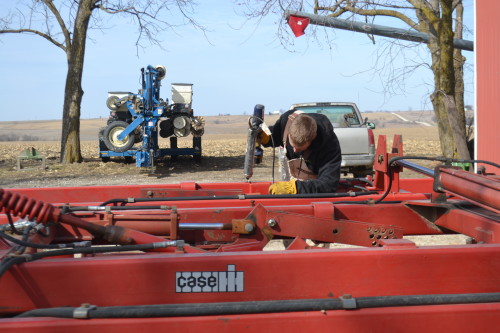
[64,205,173,212]
[0,230,91,250]
[0,240,182,279]
[15,292,500,319]
[99,191,380,206]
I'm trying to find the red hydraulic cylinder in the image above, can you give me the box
[435,167,500,214]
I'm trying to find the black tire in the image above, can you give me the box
[103,121,135,152]
[98,127,106,141]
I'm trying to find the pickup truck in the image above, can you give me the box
[288,102,376,178]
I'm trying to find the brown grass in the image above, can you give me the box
[0,114,442,188]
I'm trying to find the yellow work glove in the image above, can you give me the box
[256,131,270,145]
[268,179,297,195]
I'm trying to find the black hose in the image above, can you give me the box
[391,155,500,171]
[65,205,172,212]
[13,223,34,255]
[0,256,25,279]
[99,191,379,206]
[0,230,91,250]
[339,178,374,188]
[6,213,22,235]
[374,155,440,204]
[0,241,181,280]
[333,200,402,205]
[15,292,500,319]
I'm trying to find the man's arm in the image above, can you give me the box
[262,111,293,149]
[295,152,341,193]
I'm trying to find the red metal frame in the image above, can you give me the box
[1,135,499,331]
[3,303,499,333]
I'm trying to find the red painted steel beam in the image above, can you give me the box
[17,198,479,248]
[2,177,433,208]
[373,135,403,192]
[43,201,449,246]
[2,244,499,315]
[435,206,500,243]
[0,191,433,227]
[3,182,272,205]
[248,204,405,247]
[2,303,499,333]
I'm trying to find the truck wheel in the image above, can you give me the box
[103,121,135,152]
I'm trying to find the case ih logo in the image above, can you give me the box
[176,264,244,293]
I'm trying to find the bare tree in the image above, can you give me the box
[240,0,471,159]
[0,0,203,163]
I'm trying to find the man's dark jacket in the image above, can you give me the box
[265,110,342,193]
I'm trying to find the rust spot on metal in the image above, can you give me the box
[261,226,275,242]
[232,219,255,234]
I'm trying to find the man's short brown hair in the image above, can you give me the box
[289,114,317,146]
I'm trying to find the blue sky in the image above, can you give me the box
[0,1,474,121]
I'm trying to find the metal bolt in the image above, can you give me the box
[245,223,254,233]
[267,219,277,228]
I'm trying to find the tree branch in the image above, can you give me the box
[0,28,65,50]
[41,0,71,51]
[407,0,440,33]
[317,0,419,30]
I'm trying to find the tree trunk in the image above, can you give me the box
[60,0,96,163]
[452,2,471,159]
[427,0,462,159]
[60,62,84,163]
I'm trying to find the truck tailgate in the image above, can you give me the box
[334,127,369,154]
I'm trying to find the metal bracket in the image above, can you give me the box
[339,295,358,309]
[73,304,97,319]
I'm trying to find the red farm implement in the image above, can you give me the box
[1,135,499,332]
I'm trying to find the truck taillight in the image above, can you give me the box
[368,129,375,145]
